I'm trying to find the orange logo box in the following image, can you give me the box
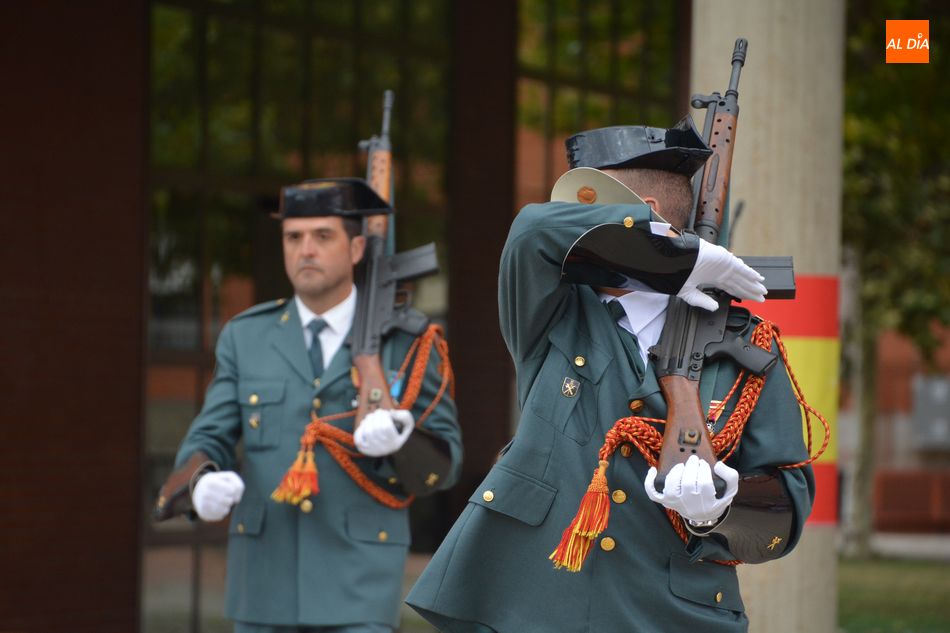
[886,20,930,63]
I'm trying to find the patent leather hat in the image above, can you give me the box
[277,178,392,218]
[565,116,712,176]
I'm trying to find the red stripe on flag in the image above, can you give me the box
[807,462,838,525]
[752,275,838,338]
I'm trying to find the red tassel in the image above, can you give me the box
[550,460,611,572]
[271,447,320,505]
[302,449,319,497]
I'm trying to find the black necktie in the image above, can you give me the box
[606,300,646,376]
[307,319,328,378]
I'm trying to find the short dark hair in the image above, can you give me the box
[607,168,694,230]
[343,216,363,240]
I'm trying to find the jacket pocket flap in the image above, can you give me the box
[469,465,557,527]
[547,322,611,384]
[229,502,265,536]
[346,505,410,546]
[238,380,286,404]
[668,554,744,612]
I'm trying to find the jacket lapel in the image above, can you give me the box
[269,306,314,385]
[319,336,354,391]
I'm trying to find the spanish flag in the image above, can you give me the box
[754,275,839,525]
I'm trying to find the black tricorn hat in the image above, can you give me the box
[277,178,392,219]
[565,116,712,176]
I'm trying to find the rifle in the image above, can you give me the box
[350,91,452,495]
[649,39,795,495]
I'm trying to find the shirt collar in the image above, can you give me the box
[599,290,669,336]
[294,285,358,335]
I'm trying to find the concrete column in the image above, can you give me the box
[690,2,844,632]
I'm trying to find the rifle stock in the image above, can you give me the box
[657,375,720,470]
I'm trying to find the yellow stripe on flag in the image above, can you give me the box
[778,336,839,463]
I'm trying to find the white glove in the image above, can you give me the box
[354,409,414,457]
[192,471,245,522]
[644,455,739,525]
[678,239,767,311]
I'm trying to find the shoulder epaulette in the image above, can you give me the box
[382,306,431,337]
[232,298,291,321]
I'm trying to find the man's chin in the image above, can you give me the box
[292,282,327,298]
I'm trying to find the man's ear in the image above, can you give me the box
[641,195,660,215]
[640,195,676,228]
[350,235,367,265]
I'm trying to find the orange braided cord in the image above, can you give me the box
[395,325,454,427]
[438,335,456,400]
[415,339,454,426]
[319,429,415,509]
[299,411,415,509]
[766,321,832,469]
[273,324,455,509]
[556,319,830,570]
[397,326,437,414]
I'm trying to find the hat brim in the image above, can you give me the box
[551,167,647,206]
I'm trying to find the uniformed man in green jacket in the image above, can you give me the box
[406,120,814,633]
[166,179,463,633]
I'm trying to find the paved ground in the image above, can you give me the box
[142,533,950,632]
[869,532,950,561]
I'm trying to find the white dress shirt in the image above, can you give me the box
[294,286,357,370]
[597,220,673,366]
[598,290,670,367]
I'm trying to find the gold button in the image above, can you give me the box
[300,499,313,513]
[378,530,389,542]
[313,378,321,388]
[611,490,627,504]
[623,216,634,228]
[312,397,322,409]
[426,473,440,487]
[388,477,398,485]
[716,591,723,603]
[249,414,260,429]
[482,490,494,503]
[600,536,616,551]
[620,444,633,458]
[249,394,259,405]
[574,356,586,367]
[237,523,245,534]
[629,399,644,412]
[276,298,286,306]
[280,312,289,323]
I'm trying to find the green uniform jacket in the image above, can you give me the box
[175,299,462,628]
[407,202,814,633]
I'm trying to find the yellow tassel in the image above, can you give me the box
[550,460,611,572]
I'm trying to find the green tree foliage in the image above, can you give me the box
[844,0,949,557]
[844,0,950,365]
[517,0,680,133]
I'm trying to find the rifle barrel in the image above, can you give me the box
[727,39,747,96]
[381,90,394,140]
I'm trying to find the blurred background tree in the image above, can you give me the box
[842,0,950,556]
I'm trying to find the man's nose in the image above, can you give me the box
[301,234,318,255]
